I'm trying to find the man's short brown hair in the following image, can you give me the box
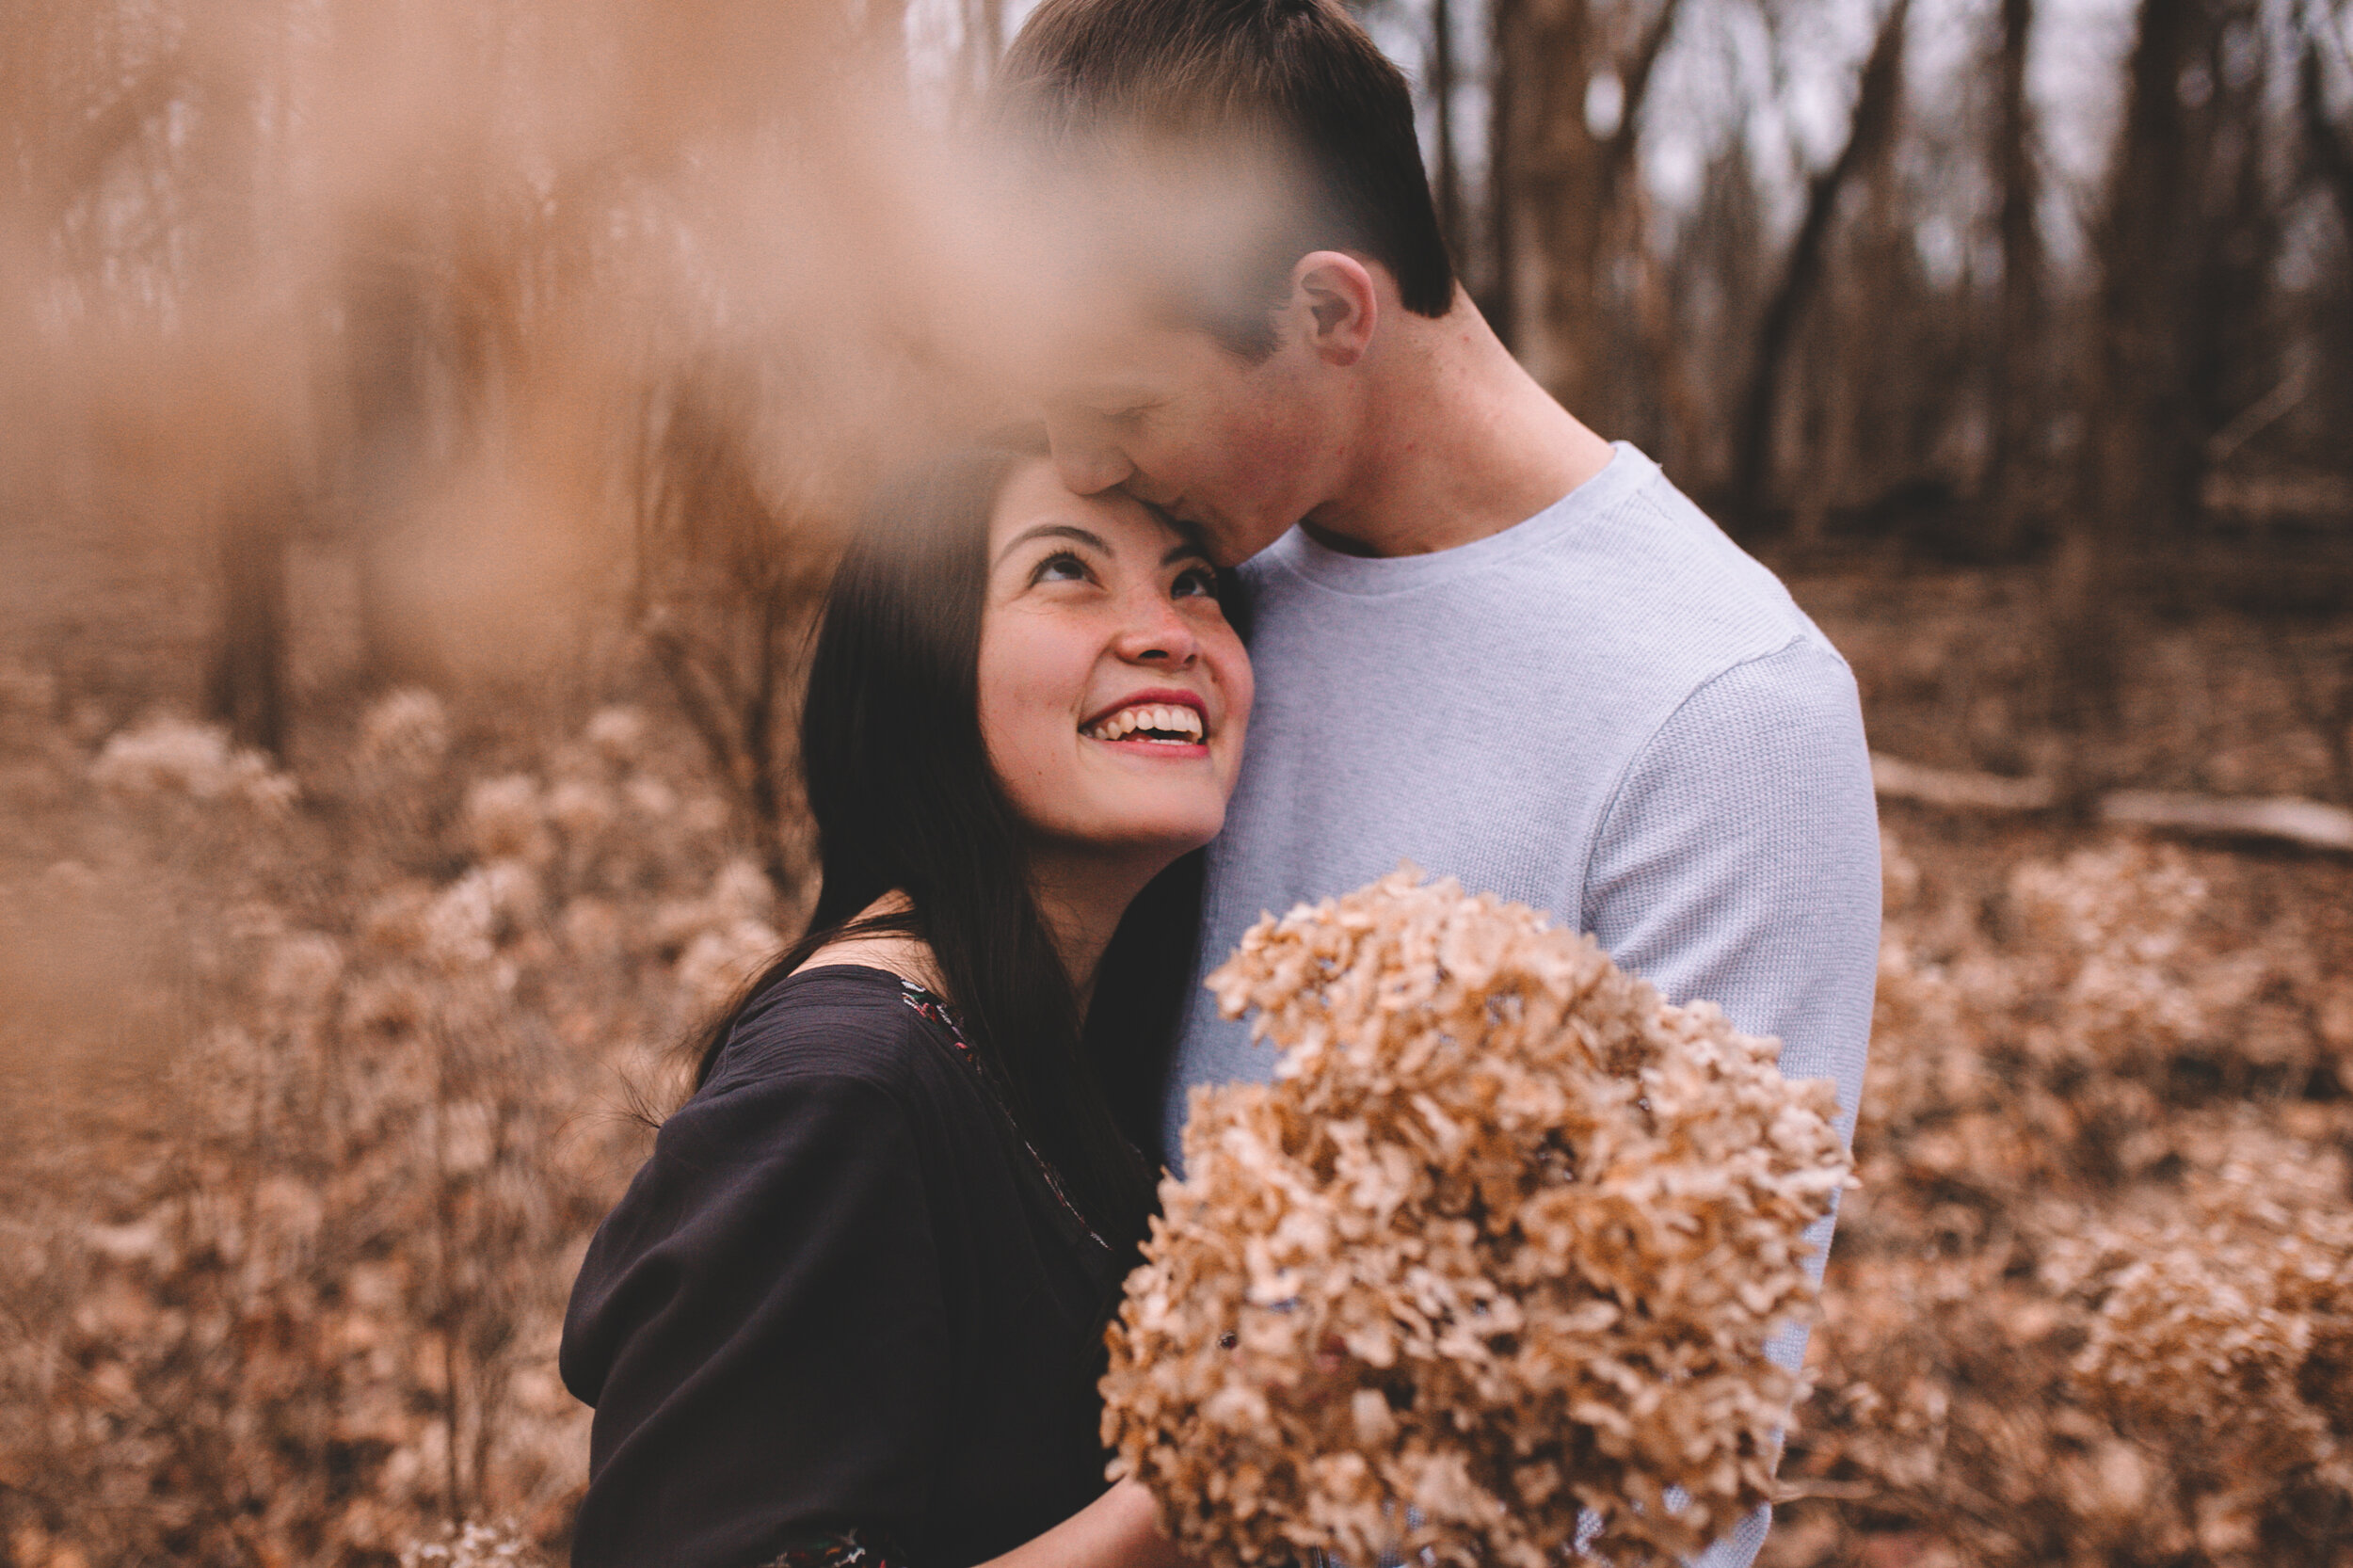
[996,0,1457,357]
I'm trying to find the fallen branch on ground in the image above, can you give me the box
[1869,753,2353,854]
[1869,753,2057,812]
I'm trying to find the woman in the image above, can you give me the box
[560,446,1253,1568]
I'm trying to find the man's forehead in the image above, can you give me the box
[1009,164,1286,402]
[1031,308,1204,401]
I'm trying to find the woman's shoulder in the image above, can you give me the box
[700,964,952,1099]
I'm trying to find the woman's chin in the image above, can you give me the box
[1044,805,1225,865]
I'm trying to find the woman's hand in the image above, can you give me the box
[975,1479,1199,1568]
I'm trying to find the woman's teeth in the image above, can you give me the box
[1084,704,1205,744]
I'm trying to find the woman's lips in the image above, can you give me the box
[1080,690,1211,758]
[1079,688,1209,735]
[1091,735,1210,758]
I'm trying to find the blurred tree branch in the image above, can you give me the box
[632,368,834,896]
[1732,0,1912,517]
[1432,0,1465,264]
[1490,0,1688,433]
[2056,0,2220,757]
[1871,750,2353,851]
[2302,20,2353,238]
[1986,0,2046,552]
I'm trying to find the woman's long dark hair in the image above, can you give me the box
[683,447,1212,1255]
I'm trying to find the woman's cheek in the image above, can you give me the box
[980,616,1072,770]
[1014,700,1074,798]
[976,689,1054,814]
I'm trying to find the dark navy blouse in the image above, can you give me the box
[561,966,1126,1568]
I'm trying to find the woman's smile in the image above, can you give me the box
[1080,688,1211,755]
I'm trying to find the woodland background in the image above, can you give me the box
[1,0,2350,1563]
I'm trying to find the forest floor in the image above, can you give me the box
[1766,552,2353,1567]
[0,521,2348,1566]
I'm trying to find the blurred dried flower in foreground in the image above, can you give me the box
[90,715,297,813]
[584,706,652,768]
[1103,866,1851,1568]
[400,1520,545,1567]
[360,688,455,776]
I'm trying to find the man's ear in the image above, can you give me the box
[1289,251,1379,367]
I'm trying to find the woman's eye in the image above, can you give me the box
[1032,551,1092,585]
[1173,566,1219,600]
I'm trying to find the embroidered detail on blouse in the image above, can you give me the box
[898,980,1110,1251]
[759,1528,902,1568]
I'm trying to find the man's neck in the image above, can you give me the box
[1299,292,1615,559]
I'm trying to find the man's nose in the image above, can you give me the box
[1046,424,1132,496]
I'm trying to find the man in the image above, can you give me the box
[998,4,1880,1563]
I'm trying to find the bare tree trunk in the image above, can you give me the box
[1484,0,1522,343]
[2059,0,2211,741]
[1732,0,1912,519]
[344,231,454,690]
[2299,33,2353,266]
[1625,181,1705,474]
[208,481,293,757]
[1602,0,1687,206]
[1432,0,1464,267]
[1795,286,1857,548]
[1986,0,2043,551]
[1493,0,1600,403]
[1673,138,1770,487]
[205,0,301,758]
[2089,0,2208,535]
[1796,68,1910,547]
[2185,8,2280,463]
[633,371,830,895]
[1491,0,1684,420]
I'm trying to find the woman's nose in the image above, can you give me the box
[1112,593,1199,666]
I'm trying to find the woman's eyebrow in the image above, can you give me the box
[995,522,1109,568]
[1159,515,1213,567]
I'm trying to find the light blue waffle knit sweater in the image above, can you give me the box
[1167,442,1881,1568]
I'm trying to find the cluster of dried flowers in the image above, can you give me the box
[1770,828,2353,1568]
[1102,866,1851,1568]
[89,713,299,813]
[2051,1153,2353,1505]
[0,681,778,1564]
[400,1519,548,1567]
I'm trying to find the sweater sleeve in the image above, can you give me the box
[1577,635,1880,1568]
[1581,634,1878,1148]
[561,1068,951,1568]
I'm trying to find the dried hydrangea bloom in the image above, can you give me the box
[1102,866,1851,1568]
[357,688,452,776]
[90,715,296,813]
[2057,1162,2353,1497]
[399,1520,540,1567]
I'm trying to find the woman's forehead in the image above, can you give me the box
[991,460,1186,554]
